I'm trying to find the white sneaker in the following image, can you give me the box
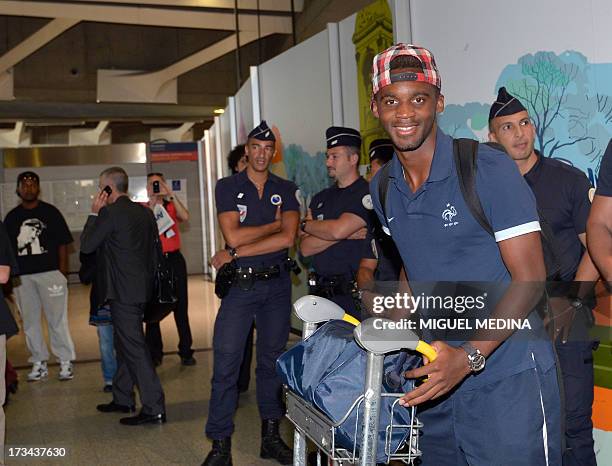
[27,361,48,381]
[58,361,74,381]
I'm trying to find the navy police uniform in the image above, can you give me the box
[524,154,592,280]
[597,139,612,196]
[363,139,402,284]
[308,127,371,317]
[371,129,561,466]
[206,123,300,440]
[362,221,402,283]
[492,87,597,466]
[526,154,597,466]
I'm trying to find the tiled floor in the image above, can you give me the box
[5,276,297,466]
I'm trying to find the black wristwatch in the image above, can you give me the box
[229,247,239,259]
[300,219,308,233]
[459,342,486,373]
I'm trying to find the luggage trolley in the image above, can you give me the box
[286,295,437,466]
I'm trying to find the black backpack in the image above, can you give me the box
[377,138,561,280]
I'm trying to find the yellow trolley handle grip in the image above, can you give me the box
[415,340,438,363]
[342,313,361,327]
[344,314,437,363]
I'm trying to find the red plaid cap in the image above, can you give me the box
[371,44,441,99]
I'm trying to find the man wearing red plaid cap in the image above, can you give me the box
[368,44,562,465]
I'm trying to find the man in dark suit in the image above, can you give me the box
[81,166,166,426]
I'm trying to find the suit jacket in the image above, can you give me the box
[78,251,102,315]
[80,196,158,305]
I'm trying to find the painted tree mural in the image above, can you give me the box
[439,50,612,179]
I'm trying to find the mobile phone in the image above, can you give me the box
[103,185,112,195]
[153,180,160,194]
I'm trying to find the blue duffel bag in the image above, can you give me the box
[276,319,422,463]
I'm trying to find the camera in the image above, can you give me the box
[153,180,160,194]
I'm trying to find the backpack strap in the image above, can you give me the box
[453,138,495,237]
[377,160,392,220]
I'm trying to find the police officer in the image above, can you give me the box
[299,126,371,318]
[203,121,299,466]
[225,143,254,394]
[489,87,600,466]
[357,139,403,313]
[367,138,395,181]
[587,140,612,282]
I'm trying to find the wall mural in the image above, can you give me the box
[270,127,331,215]
[269,0,394,202]
[268,2,394,207]
[353,0,393,166]
[282,144,329,209]
[439,50,611,185]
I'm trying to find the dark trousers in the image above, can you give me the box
[145,251,193,360]
[556,340,597,466]
[205,274,291,439]
[418,363,562,466]
[111,301,165,415]
[238,323,254,392]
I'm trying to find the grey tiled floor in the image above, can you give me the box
[5,276,297,466]
[7,353,295,465]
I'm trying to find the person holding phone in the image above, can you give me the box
[81,167,165,425]
[144,173,194,366]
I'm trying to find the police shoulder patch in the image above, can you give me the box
[237,204,248,223]
[588,187,596,203]
[362,194,373,210]
[270,194,282,206]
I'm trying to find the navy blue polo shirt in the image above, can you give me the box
[524,153,592,281]
[215,170,299,267]
[309,177,371,278]
[597,140,612,197]
[370,129,555,389]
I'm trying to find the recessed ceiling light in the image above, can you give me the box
[213,108,225,114]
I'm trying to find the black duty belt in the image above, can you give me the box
[235,265,280,281]
[308,273,355,298]
[215,258,301,299]
[231,265,280,292]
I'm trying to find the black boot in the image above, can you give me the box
[260,419,292,465]
[202,438,232,466]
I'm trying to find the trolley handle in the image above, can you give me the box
[415,340,437,363]
[293,294,347,324]
[354,317,437,361]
